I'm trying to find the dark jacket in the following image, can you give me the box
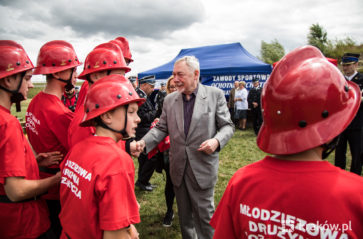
[247,86,262,110]
[136,88,157,139]
[347,72,363,130]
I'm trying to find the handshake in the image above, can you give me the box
[129,140,146,157]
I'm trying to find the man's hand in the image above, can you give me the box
[36,151,63,167]
[252,102,258,108]
[132,140,145,157]
[130,141,145,157]
[198,138,219,155]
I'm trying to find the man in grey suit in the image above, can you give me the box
[139,56,234,239]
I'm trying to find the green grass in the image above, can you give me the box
[132,129,352,238]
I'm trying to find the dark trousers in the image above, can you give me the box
[37,227,57,239]
[335,129,362,175]
[229,108,237,126]
[163,151,175,213]
[137,153,156,185]
[46,200,62,238]
[251,108,263,135]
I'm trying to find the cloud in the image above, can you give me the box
[1,0,205,39]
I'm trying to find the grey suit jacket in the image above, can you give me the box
[143,84,234,189]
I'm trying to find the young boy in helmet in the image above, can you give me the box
[25,40,81,236]
[68,41,130,148]
[0,40,61,238]
[75,36,134,112]
[59,74,143,239]
[211,46,363,238]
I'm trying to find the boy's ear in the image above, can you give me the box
[0,75,17,88]
[100,111,113,124]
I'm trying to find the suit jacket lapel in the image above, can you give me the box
[187,84,207,139]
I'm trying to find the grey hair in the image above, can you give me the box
[175,56,200,73]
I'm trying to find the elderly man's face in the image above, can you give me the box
[234,81,239,88]
[173,61,199,95]
[342,63,357,77]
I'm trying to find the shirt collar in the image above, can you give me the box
[182,84,199,101]
[346,71,358,81]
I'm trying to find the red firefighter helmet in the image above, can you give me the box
[0,40,34,79]
[80,74,145,127]
[113,37,133,62]
[78,42,130,79]
[33,40,81,75]
[257,45,361,155]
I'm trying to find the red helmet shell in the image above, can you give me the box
[0,40,34,79]
[33,40,81,75]
[113,37,133,62]
[78,42,130,79]
[257,45,361,155]
[80,74,145,127]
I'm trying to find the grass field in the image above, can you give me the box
[11,85,355,238]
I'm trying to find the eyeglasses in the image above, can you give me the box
[169,85,176,89]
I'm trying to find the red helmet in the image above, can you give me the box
[113,37,133,62]
[81,74,145,127]
[78,42,130,79]
[257,45,361,155]
[33,40,81,75]
[0,40,34,79]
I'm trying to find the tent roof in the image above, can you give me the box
[138,42,272,79]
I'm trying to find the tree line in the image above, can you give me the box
[260,23,362,72]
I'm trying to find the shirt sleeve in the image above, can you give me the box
[0,119,27,184]
[96,172,140,231]
[210,182,238,239]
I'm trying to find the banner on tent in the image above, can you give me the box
[201,73,270,96]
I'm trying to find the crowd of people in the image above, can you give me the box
[228,77,263,134]
[0,37,362,239]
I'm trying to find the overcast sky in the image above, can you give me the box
[1,0,362,81]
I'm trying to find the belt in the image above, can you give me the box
[0,194,38,203]
[39,166,60,174]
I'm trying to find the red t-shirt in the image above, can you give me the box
[75,81,88,112]
[26,91,73,199]
[68,103,94,148]
[59,136,140,239]
[0,105,50,238]
[210,156,363,239]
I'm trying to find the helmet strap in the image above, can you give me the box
[95,104,130,140]
[0,71,26,112]
[321,136,340,159]
[56,69,74,91]
[86,75,94,84]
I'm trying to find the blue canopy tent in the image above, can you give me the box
[138,42,272,97]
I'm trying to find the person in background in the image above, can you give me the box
[148,75,177,227]
[128,76,138,89]
[59,75,143,239]
[135,75,158,191]
[0,40,61,239]
[234,81,248,130]
[247,77,263,135]
[210,46,363,238]
[62,87,78,112]
[25,40,81,237]
[228,80,239,126]
[335,53,363,175]
[139,56,234,239]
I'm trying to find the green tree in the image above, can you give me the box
[307,23,329,54]
[260,39,285,64]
